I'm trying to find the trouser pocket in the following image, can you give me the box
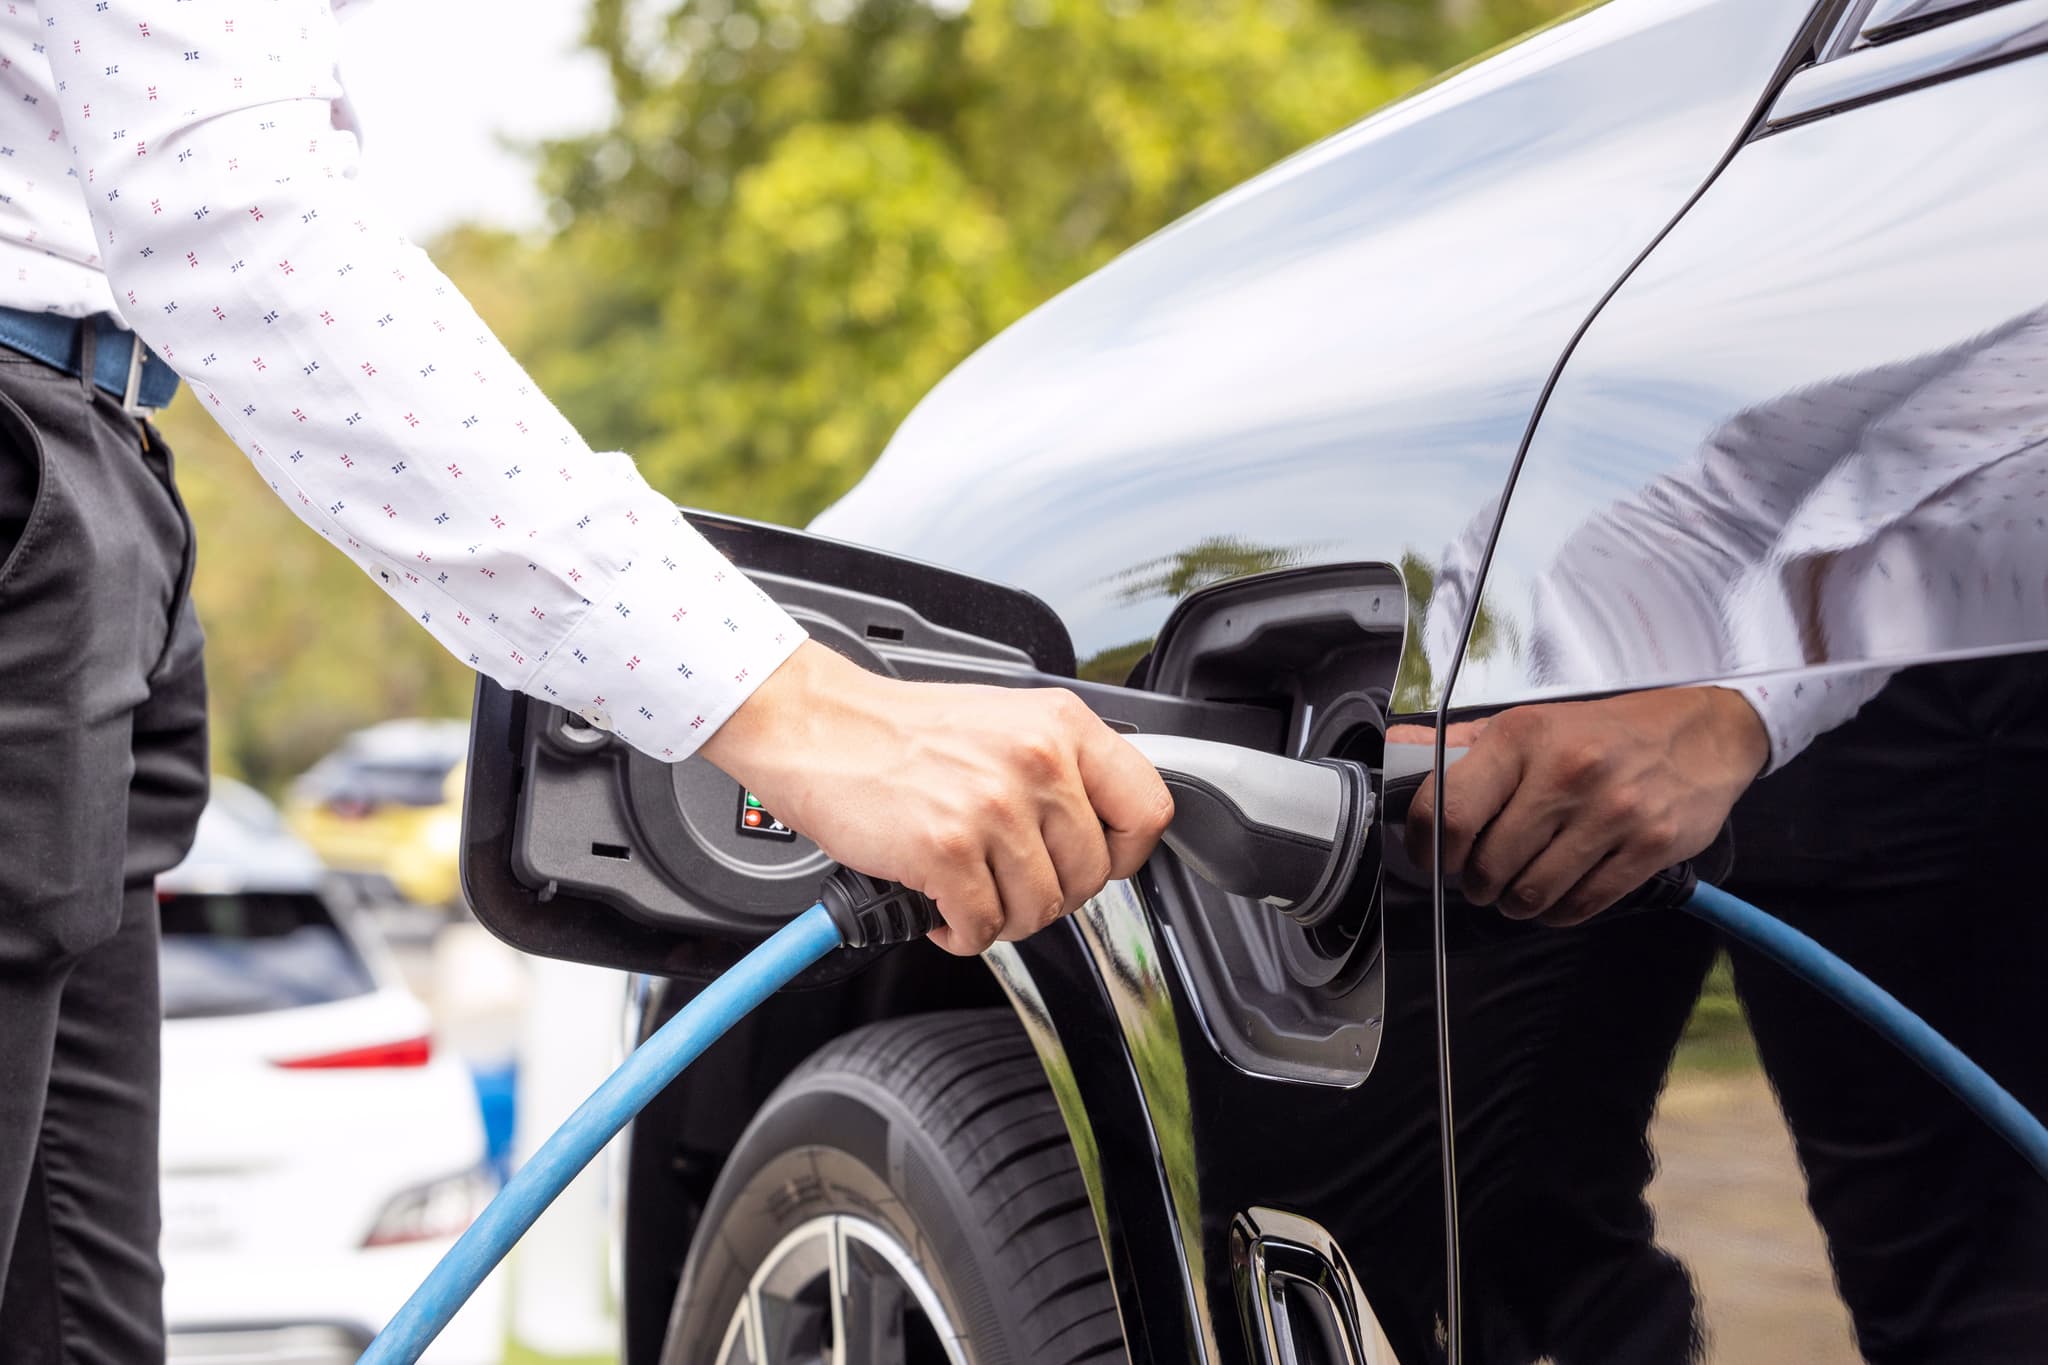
[0,369,184,964]
[0,386,47,599]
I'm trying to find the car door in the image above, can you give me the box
[1441,9,2048,1361]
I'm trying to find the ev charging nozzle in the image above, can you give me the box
[1124,733,1378,926]
[1126,733,1701,924]
[815,733,1480,941]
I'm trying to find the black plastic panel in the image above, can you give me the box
[510,571,1036,942]
[461,512,1278,982]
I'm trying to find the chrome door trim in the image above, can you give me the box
[1231,1207,1403,1365]
[979,940,1120,1312]
[1856,0,2010,45]
[1768,0,2048,126]
[1068,880,1226,1365]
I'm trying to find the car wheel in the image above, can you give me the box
[660,1008,1125,1365]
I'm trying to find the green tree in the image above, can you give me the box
[531,0,1430,527]
[1392,548,1515,713]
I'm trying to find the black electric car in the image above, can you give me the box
[462,1,2048,1361]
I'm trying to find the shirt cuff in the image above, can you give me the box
[522,490,808,763]
[1722,667,1894,775]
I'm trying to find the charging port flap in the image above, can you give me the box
[1140,563,1407,1086]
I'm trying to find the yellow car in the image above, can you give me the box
[284,719,469,908]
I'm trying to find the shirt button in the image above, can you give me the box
[578,705,613,732]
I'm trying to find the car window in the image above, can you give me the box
[1836,0,2025,51]
[158,891,378,1019]
[1771,0,2044,127]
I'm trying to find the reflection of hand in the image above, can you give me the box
[1397,688,1768,927]
[1386,718,1493,750]
[702,642,1175,955]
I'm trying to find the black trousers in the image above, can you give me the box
[1721,654,2048,1364]
[1374,657,2048,1365]
[0,337,207,1363]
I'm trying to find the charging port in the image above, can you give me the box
[1141,563,1407,1086]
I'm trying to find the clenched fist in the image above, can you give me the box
[702,641,1175,954]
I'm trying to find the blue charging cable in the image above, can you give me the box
[358,873,2048,1364]
[358,904,845,1365]
[1681,881,2048,1181]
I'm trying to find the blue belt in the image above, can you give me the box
[0,305,180,413]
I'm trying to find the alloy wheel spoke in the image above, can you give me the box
[830,1217,912,1365]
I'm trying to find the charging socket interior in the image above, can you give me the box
[1140,563,1407,1086]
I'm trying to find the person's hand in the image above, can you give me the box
[1393,687,1768,927]
[701,641,1174,955]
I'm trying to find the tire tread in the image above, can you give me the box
[802,1009,1125,1365]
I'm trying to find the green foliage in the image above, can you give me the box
[1108,536,1317,606]
[1392,548,1515,715]
[1395,549,1439,713]
[530,0,1432,527]
[1075,536,1316,682]
[1674,951,1761,1074]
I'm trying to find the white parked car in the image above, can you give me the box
[159,779,503,1363]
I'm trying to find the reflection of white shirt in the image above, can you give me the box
[1429,309,2048,772]
[0,0,803,761]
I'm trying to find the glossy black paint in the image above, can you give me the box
[1453,48,2048,715]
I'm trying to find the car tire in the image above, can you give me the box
[660,1008,1125,1365]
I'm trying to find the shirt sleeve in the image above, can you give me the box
[1722,669,1893,775]
[42,0,804,761]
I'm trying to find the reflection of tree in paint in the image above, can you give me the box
[1078,538,1512,702]
[1107,536,1314,606]
[1395,549,1513,714]
[1078,537,1315,683]
[1077,639,1154,685]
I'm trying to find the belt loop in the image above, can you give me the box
[77,317,97,401]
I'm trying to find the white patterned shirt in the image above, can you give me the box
[0,0,804,761]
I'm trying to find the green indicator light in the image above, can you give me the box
[744,792,763,809]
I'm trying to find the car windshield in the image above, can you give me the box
[158,891,378,1020]
[304,759,452,810]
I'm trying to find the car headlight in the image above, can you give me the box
[362,1166,496,1249]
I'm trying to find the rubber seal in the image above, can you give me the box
[1277,758,1373,928]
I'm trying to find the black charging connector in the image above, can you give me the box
[817,866,943,948]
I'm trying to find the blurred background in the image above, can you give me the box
[156,1,1855,1362]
